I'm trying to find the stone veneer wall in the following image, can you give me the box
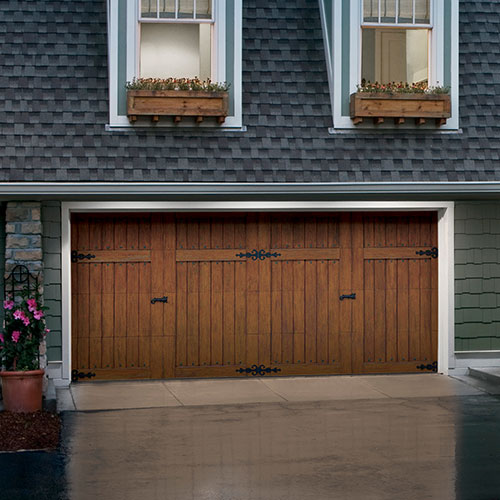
[455,201,500,351]
[41,202,62,363]
[4,201,45,368]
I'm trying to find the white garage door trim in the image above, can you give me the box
[58,201,454,385]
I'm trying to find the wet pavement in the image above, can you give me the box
[2,376,500,500]
[64,394,500,500]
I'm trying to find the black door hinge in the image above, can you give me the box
[72,369,96,382]
[416,361,437,372]
[71,250,96,263]
[415,247,438,259]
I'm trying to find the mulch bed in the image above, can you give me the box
[0,410,61,452]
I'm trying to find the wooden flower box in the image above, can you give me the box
[127,90,229,124]
[350,92,451,126]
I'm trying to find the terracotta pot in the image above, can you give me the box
[0,369,44,412]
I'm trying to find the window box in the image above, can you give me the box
[350,92,451,126]
[127,90,229,124]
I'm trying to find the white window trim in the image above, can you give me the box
[58,200,454,386]
[329,0,458,130]
[107,0,242,129]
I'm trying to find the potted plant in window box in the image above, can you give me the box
[126,77,230,124]
[350,81,451,126]
[0,292,49,412]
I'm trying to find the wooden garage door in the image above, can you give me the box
[71,212,437,380]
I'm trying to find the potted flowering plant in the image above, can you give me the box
[350,81,451,126]
[126,77,230,124]
[0,291,49,412]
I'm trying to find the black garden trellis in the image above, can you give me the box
[3,264,39,302]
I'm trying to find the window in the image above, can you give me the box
[107,0,243,128]
[361,0,431,86]
[138,0,214,80]
[320,0,458,129]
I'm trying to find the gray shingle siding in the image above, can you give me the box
[41,201,62,362]
[0,1,499,183]
[455,202,500,351]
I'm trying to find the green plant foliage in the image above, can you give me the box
[126,77,230,92]
[357,80,450,94]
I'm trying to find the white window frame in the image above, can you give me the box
[327,0,458,130]
[107,0,242,129]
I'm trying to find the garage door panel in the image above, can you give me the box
[72,211,438,380]
[356,212,438,373]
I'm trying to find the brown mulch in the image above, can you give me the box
[0,410,61,452]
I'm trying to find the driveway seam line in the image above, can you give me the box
[258,378,289,402]
[161,382,185,406]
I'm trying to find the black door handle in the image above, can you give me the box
[339,293,356,301]
[151,296,168,304]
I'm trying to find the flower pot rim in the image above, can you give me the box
[0,369,45,377]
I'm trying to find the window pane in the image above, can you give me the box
[398,0,413,23]
[196,0,212,20]
[140,23,211,80]
[415,0,430,23]
[141,0,157,18]
[361,28,428,85]
[178,0,194,18]
[363,0,378,22]
[158,0,175,19]
[380,0,396,23]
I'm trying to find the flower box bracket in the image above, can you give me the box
[350,92,451,126]
[127,90,229,124]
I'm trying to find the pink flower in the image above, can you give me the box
[0,333,4,343]
[45,328,50,334]
[13,309,24,320]
[23,317,30,326]
[3,300,14,310]
[11,330,21,343]
[33,310,44,320]
[27,298,37,312]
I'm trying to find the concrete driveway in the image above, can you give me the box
[57,374,500,500]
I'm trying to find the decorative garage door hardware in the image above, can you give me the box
[235,249,282,261]
[415,247,438,259]
[71,250,96,263]
[236,364,282,376]
[339,293,356,301]
[71,369,96,382]
[151,296,168,304]
[416,361,438,372]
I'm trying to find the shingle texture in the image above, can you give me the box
[1,0,500,183]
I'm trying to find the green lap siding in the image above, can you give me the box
[42,202,62,363]
[455,202,500,351]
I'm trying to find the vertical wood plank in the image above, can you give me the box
[328,260,340,367]
[364,259,375,363]
[199,220,212,367]
[176,261,187,367]
[374,259,386,363]
[88,263,102,369]
[258,214,271,365]
[211,218,224,365]
[246,215,259,364]
[397,259,409,362]
[187,260,200,367]
[316,259,328,364]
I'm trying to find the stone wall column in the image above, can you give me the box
[4,202,46,373]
